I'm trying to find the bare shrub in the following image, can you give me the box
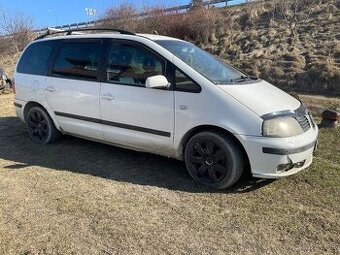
[0,7,33,53]
[269,67,285,78]
[327,4,337,13]
[0,52,20,78]
[100,4,139,32]
[335,1,340,8]
[238,3,269,28]
[150,6,224,43]
[138,8,186,37]
[185,7,223,43]
[190,0,204,10]
[100,4,223,43]
[0,37,12,54]
[298,61,340,93]
[334,48,340,59]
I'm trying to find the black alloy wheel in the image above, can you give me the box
[185,131,245,189]
[190,140,228,183]
[26,107,60,144]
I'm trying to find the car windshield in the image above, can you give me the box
[156,40,247,85]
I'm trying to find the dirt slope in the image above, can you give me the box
[201,0,340,95]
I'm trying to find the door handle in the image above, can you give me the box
[46,86,56,92]
[101,93,115,101]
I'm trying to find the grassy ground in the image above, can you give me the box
[0,93,339,254]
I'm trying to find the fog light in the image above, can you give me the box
[294,160,306,168]
[277,160,306,172]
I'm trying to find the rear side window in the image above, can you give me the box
[52,41,101,81]
[17,41,56,75]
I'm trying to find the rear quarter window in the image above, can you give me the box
[17,40,57,75]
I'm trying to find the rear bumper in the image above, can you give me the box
[237,125,319,179]
[14,98,26,122]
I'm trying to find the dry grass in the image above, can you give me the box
[0,94,339,254]
[0,52,20,79]
[201,0,340,95]
[300,94,340,116]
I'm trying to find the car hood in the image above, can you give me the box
[217,80,301,116]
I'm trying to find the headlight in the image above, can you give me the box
[262,117,303,138]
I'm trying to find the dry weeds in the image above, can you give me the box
[202,0,340,95]
[0,53,20,80]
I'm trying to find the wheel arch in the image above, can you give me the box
[178,125,251,173]
[23,101,61,131]
[24,101,45,120]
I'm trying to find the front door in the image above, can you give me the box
[100,40,174,156]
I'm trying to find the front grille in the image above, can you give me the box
[296,115,311,132]
[308,111,316,128]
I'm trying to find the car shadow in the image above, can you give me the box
[0,116,275,193]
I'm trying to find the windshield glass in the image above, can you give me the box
[156,40,246,84]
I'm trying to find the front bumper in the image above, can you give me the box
[237,125,319,179]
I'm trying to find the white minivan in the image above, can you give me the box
[14,29,318,189]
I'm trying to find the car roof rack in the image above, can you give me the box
[35,28,136,41]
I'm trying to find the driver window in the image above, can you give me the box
[106,42,164,87]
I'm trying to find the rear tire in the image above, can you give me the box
[184,131,244,189]
[26,106,61,144]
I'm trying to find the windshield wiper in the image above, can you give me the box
[232,75,258,83]
[214,76,258,85]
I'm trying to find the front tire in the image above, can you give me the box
[26,106,61,144]
[184,131,245,189]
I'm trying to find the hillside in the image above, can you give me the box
[0,0,339,95]
[201,0,340,95]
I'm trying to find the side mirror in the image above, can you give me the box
[145,75,170,89]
